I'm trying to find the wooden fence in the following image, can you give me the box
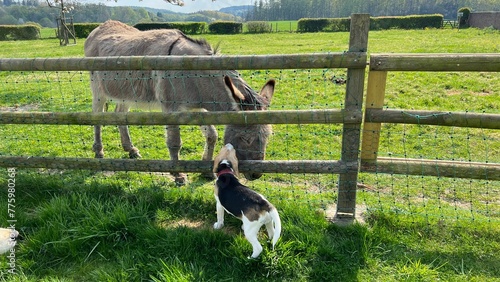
[1,14,499,224]
[0,14,369,222]
[361,54,500,182]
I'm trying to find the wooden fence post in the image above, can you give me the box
[334,14,370,223]
[360,71,387,163]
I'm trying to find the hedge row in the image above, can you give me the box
[134,22,206,34]
[61,14,447,40]
[74,23,100,38]
[296,18,351,32]
[297,14,444,32]
[134,21,243,35]
[72,21,244,38]
[371,14,443,30]
[0,24,40,40]
[246,21,272,33]
[208,21,242,34]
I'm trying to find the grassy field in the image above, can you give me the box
[0,27,499,281]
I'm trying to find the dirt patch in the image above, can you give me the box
[445,89,492,96]
[445,90,462,96]
[0,104,39,112]
[164,219,207,229]
[325,204,367,225]
[472,89,492,96]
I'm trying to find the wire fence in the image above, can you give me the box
[1,66,498,225]
[359,123,499,224]
[1,24,499,225]
[358,55,500,224]
[0,66,350,214]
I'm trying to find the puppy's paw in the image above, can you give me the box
[213,222,224,229]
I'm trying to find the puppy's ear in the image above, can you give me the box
[213,144,230,173]
[213,148,223,173]
[227,149,239,177]
[213,154,221,173]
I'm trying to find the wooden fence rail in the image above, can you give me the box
[370,53,500,72]
[0,14,371,223]
[0,157,358,175]
[362,158,500,181]
[0,52,365,71]
[365,109,500,129]
[1,16,497,224]
[0,110,362,126]
[361,54,500,182]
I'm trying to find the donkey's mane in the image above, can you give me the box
[177,31,216,54]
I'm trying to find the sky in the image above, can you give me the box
[95,0,253,13]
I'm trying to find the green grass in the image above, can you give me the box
[0,28,499,281]
[266,21,298,33]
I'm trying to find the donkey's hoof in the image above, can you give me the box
[174,173,187,186]
[94,151,104,158]
[201,172,215,180]
[129,150,142,159]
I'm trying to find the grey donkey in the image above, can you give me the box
[84,20,275,184]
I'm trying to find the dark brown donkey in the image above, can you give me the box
[84,20,275,184]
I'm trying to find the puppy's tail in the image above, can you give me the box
[270,208,282,249]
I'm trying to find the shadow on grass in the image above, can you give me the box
[363,212,500,280]
[0,169,369,281]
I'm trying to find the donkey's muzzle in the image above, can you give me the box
[245,172,262,180]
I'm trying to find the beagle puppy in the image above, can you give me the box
[213,143,281,258]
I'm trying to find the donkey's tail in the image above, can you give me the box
[270,208,282,249]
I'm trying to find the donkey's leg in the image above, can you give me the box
[115,103,141,158]
[166,125,186,185]
[92,92,107,158]
[200,124,218,179]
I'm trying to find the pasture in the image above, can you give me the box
[0,27,499,281]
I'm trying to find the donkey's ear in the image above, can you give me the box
[224,76,245,102]
[259,79,275,105]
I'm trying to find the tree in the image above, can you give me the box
[0,14,17,24]
[39,16,55,27]
[3,0,15,6]
[164,0,186,6]
[46,0,76,45]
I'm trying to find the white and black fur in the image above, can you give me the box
[213,143,281,258]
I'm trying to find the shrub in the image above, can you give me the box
[0,24,40,40]
[246,21,272,33]
[297,18,330,32]
[327,18,350,32]
[134,22,206,34]
[458,7,471,28]
[370,14,443,30]
[13,24,40,40]
[298,15,443,33]
[208,21,242,34]
[74,23,100,38]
